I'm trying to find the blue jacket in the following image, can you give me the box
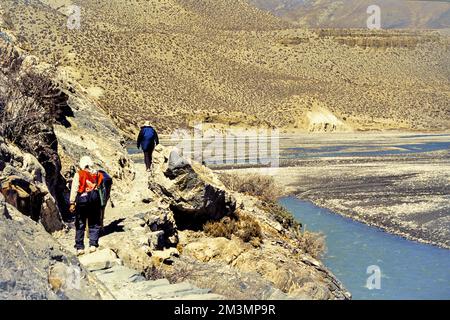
[137,126,159,152]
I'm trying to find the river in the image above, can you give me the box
[280,197,450,300]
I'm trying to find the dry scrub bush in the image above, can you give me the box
[220,172,302,237]
[144,265,165,281]
[203,211,262,247]
[165,263,194,284]
[0,96,47,144]
[299,230,326,259]
[0,72,67,144]
[219,173,284,203]
[258,201,302,232]
[219,174,325,256]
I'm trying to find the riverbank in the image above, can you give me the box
[280,197,450,300]
[221,133,450,249]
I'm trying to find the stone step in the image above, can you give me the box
[76,245,220,300]
[136,281,201,296]
[78,249,122,272]
[93,265,146,288]
[112,280,216,300]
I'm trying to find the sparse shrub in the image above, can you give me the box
[203,216,236,239]
[0,95,46,144]
[144,265,165,281]
[235,214,262,244]
[219,173,284,203]
[176,242,184,255]
[165,264,193,284]
[220,173,302,237]
[203,211,262,246]
[0,71,69,144]
[299,230,326,259]
[258,201,301,231]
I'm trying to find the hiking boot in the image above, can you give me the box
[89,246,97,253]
[76,249,85,256]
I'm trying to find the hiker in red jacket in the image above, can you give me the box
[69,156,104,256]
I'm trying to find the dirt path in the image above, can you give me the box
[107,153,151,222]
[55,152,223,300]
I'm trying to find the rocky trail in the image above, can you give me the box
[55,149,224,300]
[78,250,223,300]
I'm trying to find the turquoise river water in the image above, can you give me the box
[279,197,450,300]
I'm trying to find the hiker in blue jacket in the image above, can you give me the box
[137,121,160,172]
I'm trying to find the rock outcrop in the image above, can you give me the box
[152,149,237,229]
[0,139,63,232]
[0,35,71,218]
[53,66,134,194]
[0,29,133,222]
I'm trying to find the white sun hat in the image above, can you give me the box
[79,156,94,169]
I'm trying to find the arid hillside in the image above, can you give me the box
[250,0,450,30]
[2,0,449,134]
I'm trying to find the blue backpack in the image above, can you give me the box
[98,170,113,208]
[139,127,157,151]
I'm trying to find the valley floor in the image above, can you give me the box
[222,132,450,249]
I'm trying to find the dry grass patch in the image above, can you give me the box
[219,173,284,203]
[203,211,262,247]
[299,230,326,259]
[219,172,326,257]
[143,265,165,281]
[257,201,301,231]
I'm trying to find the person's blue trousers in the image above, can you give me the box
[75,203,101,250]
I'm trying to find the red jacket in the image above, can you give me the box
[78,170,104,194]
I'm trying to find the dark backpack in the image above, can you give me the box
[98,170,113,207]
[76,188,100,207]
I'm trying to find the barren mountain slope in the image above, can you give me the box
[2,0,449,134]
[250,0,450,29]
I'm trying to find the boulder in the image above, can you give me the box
[0,141,64,232]
[164,256,292,300]
[148,231,165,251]
[165,149,191,179]
[101,232,154,273]
[183,237,245,264]
[150,148,236,230]
[144,206,178,248]
[152,248,180,265]
[78,249,122,272]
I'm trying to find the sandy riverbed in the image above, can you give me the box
[219,132,450,249]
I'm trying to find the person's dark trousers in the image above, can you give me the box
[143,146,155,171]
[75,203,101,250]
